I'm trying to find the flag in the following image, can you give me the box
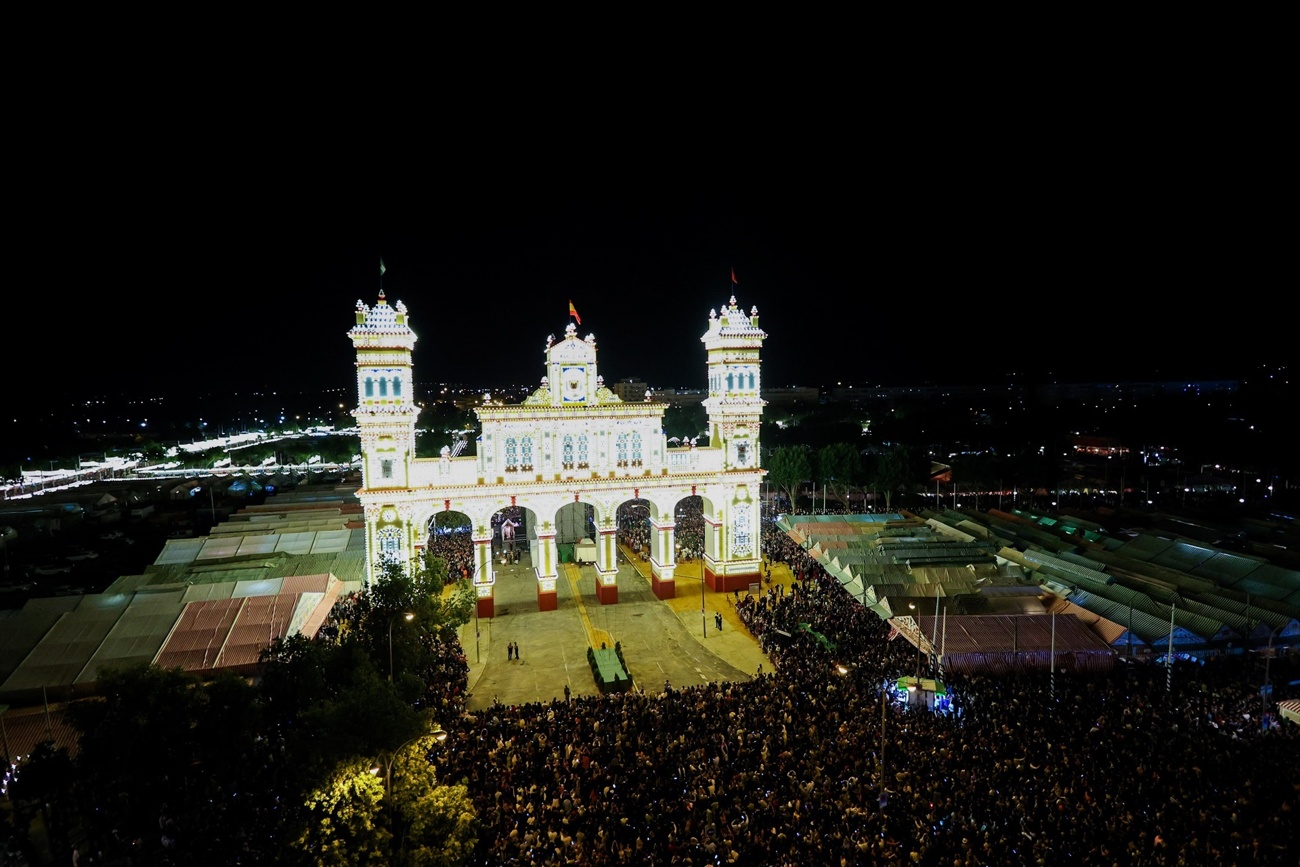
[380,258,386,276]
[569,301,581,325]
[887,624,900,641]
[731,267,738,285]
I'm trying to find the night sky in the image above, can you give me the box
[10,115,1285,416]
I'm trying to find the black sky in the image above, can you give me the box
[10,83,1287,414]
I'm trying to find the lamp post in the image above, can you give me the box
[909,602,922,703]
[372,726,448,859]
[1127,598,1134,661]
[701,559,708,641]
[879,684,887,783]
[389,612,414,682]
[374,727,448,791]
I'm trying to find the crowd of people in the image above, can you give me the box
[428,523,477,582]
[616,498,705,564]
[430,518,1299,866]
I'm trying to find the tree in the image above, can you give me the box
[816,442,862,506]
[664,403,708,443]
[7,739,74,860]
[385,734,478,867]
[416,402,477,458]
[766,446,812,509]
[63,664,278,864]
[404,781,479,867]
[866,444,919,511]
[949,450,999,511]
[294,758,390,867]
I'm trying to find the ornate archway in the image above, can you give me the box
[350,291,768,617]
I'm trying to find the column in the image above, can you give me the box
[536,528,558,611]
[473,533,495,618]
[649,517,676,600]
[596,527,619,605]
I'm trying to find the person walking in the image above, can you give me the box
[715,611,723,631]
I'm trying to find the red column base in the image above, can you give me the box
[596,582,619,605]
[705,567,759,594]
[651,574,676,600]
[476,596,495,619]
[537,588,558,611]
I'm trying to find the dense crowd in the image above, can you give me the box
[430,524,476,582]
[433,519,1299,866]
[616,499,705,563]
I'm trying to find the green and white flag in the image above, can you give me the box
[379,258,386,276]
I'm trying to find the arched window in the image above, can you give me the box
[732,506,752,557]
[393,376,402,397]
[378,377,389,397]
[365,377,375,397]
[378,526,402,562]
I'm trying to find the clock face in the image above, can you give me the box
[562,367,585,401]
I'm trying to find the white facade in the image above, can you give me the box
[351,293,768,615]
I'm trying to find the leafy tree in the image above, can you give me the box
[793,402,862,450]
[294,757,390,867]
[405,780,479,867]
[63,664,276,864]
[385,733,478,867]
[866,444,920,511]
[7,740,74,858]
[663,403,708,443]
[766,446,812,508]
[417,402,477,458]
[816,442,863,505]
[949,450,999,511]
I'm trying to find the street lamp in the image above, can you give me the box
[389,612,414,682]
[701,564,707,641]
[909,602,923,700]
[372,726,449,790]
[879,683,888,785]
[371,726,449,858]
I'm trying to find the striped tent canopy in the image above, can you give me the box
[1280,699,1300,726]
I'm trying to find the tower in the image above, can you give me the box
[698,295,767,592]
[701,295,766,472]
[349,291,420,580]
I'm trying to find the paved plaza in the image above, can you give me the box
[457,548,777,710]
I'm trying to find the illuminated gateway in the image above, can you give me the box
[349,291,767,617]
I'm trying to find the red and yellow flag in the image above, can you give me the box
[568,301,582,325]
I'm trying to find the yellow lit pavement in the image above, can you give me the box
[562,562,615,651]
[457,549,789,711]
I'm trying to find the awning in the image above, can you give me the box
[1280,699,1300,726]
[895,676,947,696]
